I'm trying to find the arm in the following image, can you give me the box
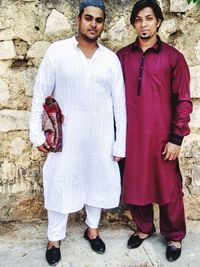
[29,46,56,151]
[111,57,127,161]
[163,53,192,161]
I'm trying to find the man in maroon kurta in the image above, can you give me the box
[117,0,192,262]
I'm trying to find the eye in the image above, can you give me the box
[85,15,93,21]
[135,18,142,23]
[95,18,104,24]
[147,17,153,21]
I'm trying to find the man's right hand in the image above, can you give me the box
[37,141,50,154]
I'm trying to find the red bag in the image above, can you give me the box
[42,96,64,152]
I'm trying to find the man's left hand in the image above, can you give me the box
[162,142,181,161]
[114,156,124,162]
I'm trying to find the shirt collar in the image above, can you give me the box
[72,35,102,52]
[131,35,162,54]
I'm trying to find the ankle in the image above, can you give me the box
[135,231,149,239]
[48,240,60,249]
[167,241,182,248]
[87,227,98,239]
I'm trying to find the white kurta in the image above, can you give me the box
[30,36,126,214]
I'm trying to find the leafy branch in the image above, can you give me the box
[187,0,200,4]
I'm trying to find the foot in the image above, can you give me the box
[46,240,61,266]
[127,227,156,249]
[84,228,106,254]
[166,241,182,262]
[127,231,149,249]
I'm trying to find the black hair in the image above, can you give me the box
[130,0,164,27]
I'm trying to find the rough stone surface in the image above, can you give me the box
[27,41,51,59]
[108,17,128,42]
[0,40,16,59]
[170,0,188,12]
[195,41,200,62]
[192,164,200,187]
[190,105,200,129]
[0,79,9,107]
[190,66,200,98]
[0,0,200,221]
[44,9,71,36]
[10,137,27,156]
[159,19,178,42]
[0,110,30,132]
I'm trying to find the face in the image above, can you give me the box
[78,6,105,42]
[133,7,161,40]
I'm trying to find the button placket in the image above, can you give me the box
[137,54,145,96]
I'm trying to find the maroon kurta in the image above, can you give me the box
[117,37,192,205]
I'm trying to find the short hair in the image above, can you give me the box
[130,0,164,25]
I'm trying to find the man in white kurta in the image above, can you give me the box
[30,0,126,265]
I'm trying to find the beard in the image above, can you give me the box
[140,35,151,40]
[140,32,151,40]
[79,31,100,43]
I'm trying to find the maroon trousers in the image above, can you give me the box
[130,182,186,241]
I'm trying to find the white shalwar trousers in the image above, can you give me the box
[48,205,102,241]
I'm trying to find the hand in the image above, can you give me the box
[37,141,50,154]
[113,156,124,162]
[162,142,181,161]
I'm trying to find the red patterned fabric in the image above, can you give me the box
[42,96,64,152]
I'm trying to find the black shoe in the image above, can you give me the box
[127,234,147,249]
[84,229,106,254]
[46,242,61,266]
[166,244,181,262]
[127,226,156,249]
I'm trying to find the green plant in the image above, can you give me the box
[187,0,200,4]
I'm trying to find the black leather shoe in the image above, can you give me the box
[127,226,156,249]
[46,242,61,266]
[84,229,106,254]
[166,244,181,262]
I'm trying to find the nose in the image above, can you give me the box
[90,20,97,28]
[141,19,147,27]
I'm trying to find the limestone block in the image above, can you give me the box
[185,196,200,220]
[0,110,30,132]
[190,66,200,98]
[0,61,11,77]
[0,40,16,60]
[10,137,27,155]
[190,105,200,129]
[44,9,71,35]
[0,159,16,186]
[0,79,10,105]
[108,17,128,42]
[170,0,188,12]
[23,68,37,97]
[192,164,200,187]
[195,41,200,62]
[182,134,200,158]
[27,41,51,59]
[159,19,177,41]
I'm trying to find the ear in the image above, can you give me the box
[157,19,161,28]
[77,15,80,26]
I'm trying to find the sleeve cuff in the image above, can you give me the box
[112,142,126,158]
[169,133,184,146]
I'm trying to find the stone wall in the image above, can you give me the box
[0,0,200,221]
